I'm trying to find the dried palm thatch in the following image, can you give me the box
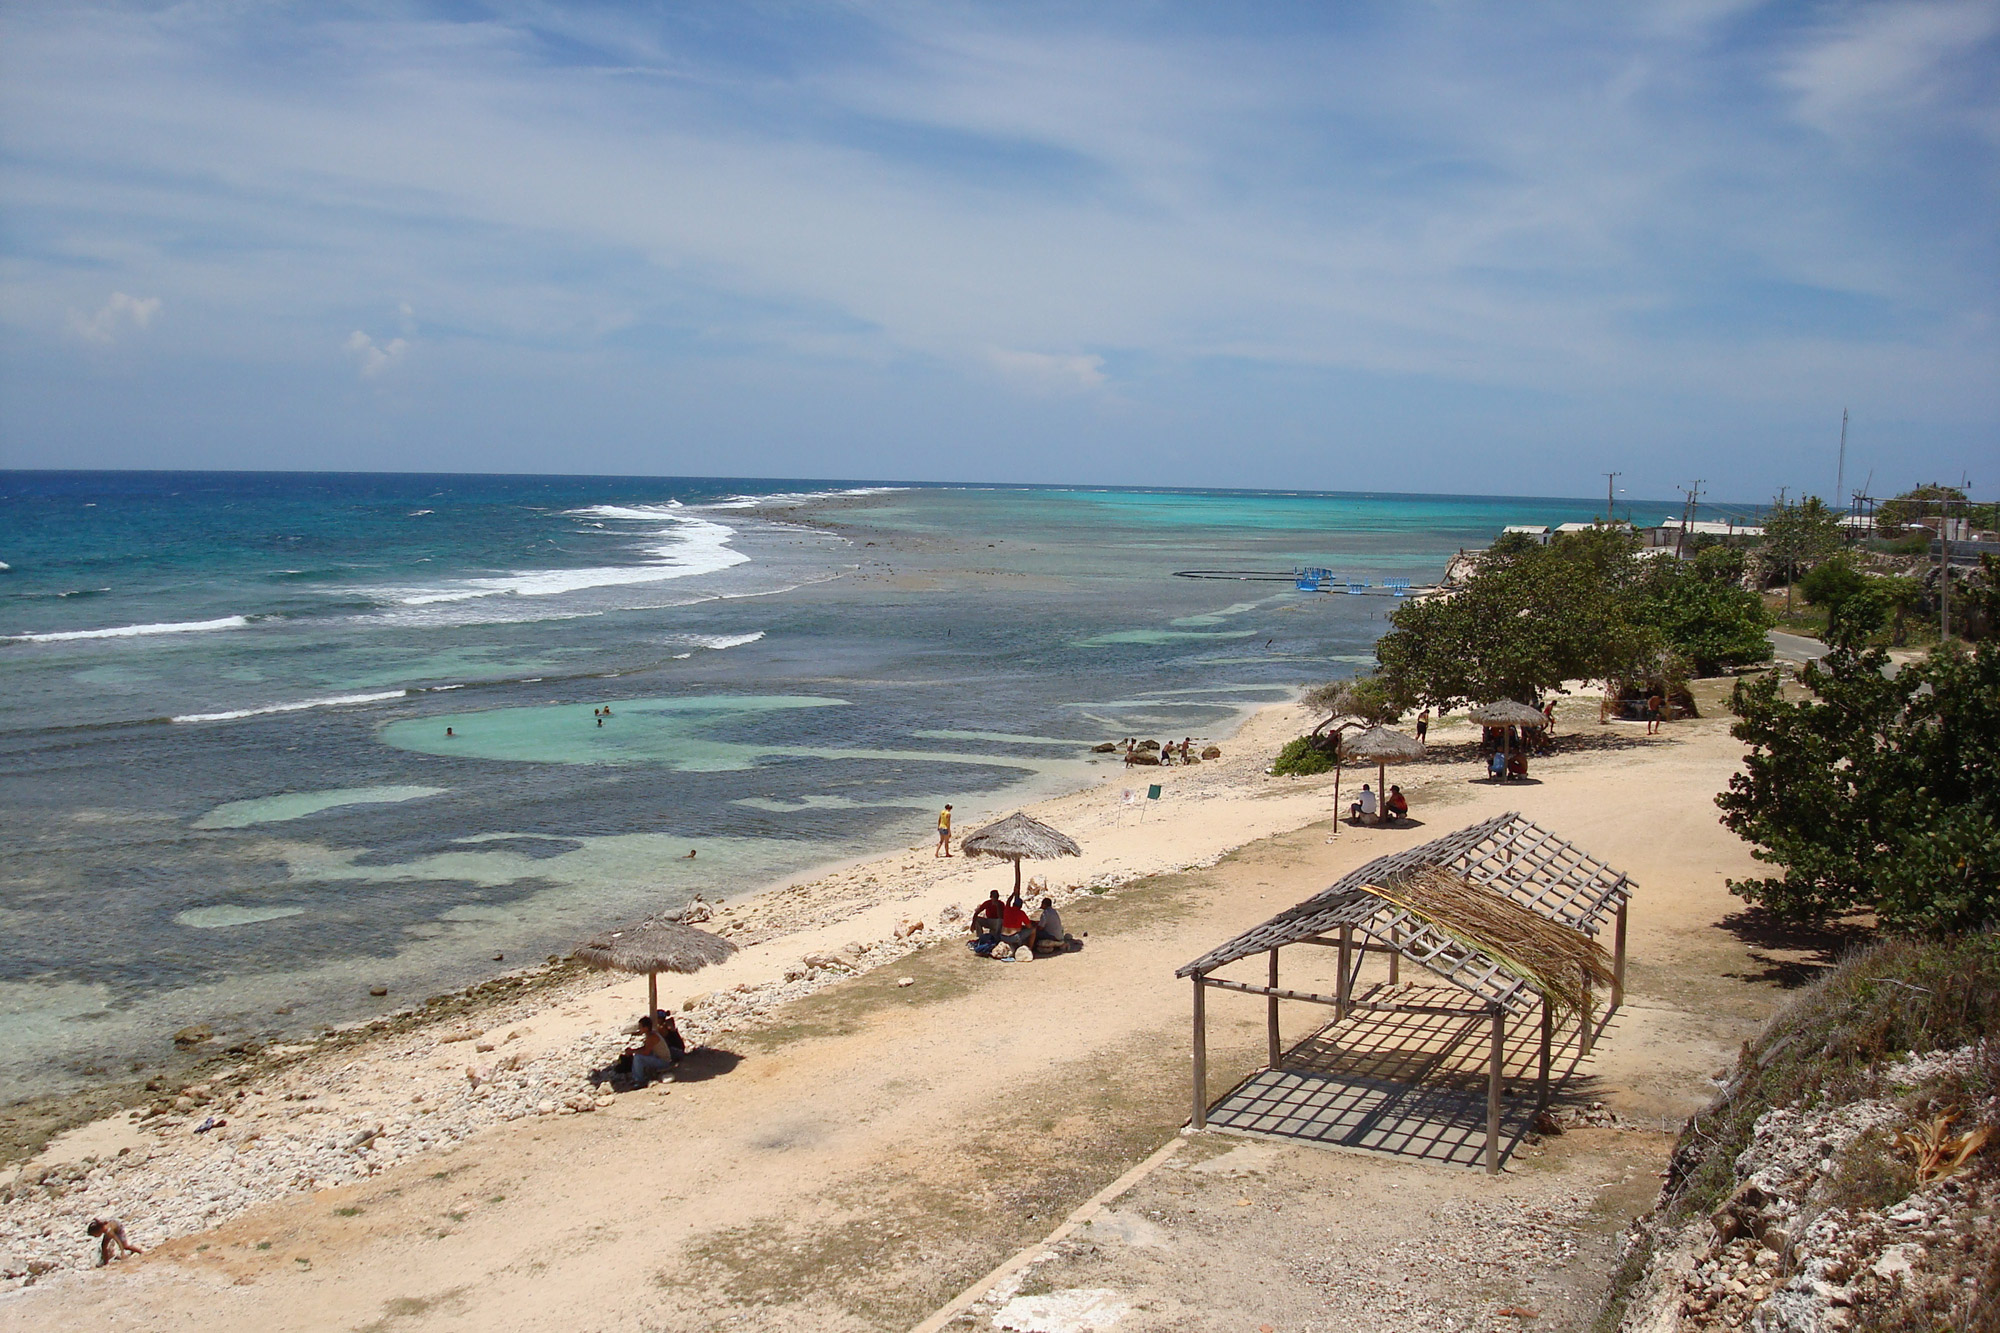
[574,919,738,1017]
[1467,700,1547,728]
[1360,864,1613,1019]
[1342,726,1425,763]
[960,812,1082,862]
[574,920,738,976]
[960,812,1081,895]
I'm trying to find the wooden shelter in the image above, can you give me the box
[1176,812,1631,1173]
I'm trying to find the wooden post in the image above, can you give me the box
[1267,949,1282,1070]
[1612,899,1628,1010]
[1336,926,1353,1021]
[648,970,658,1020]
[1192,977,1208,1130]
[1487,1008,1505,1175]
[1388,943,1400,986]
[1580,964,1595,1056]
[1538,1000,1553,1110]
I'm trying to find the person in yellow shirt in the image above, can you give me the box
[935,804,953,858]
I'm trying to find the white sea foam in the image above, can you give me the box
[172,690,409,723]
[7,615,250,644]
[387,507,748,607]
[696,486,905,510]
[686,631,764,650]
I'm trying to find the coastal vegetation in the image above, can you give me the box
[1718,635,2000,931]
[1373,526,1770,710]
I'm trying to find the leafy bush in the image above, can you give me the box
[1718,639,2000,930]
[1269,735,1339,776]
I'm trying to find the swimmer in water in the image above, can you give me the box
[445,727,454,737]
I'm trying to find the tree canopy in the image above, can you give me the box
[1760,494,1843,593]
[1717,638,2000,932]
[1374,527,1769,709]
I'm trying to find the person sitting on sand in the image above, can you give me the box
[88,1217,141,1266]
[653,1010,687,1064]
[1349,783,1377,823]
[1508,747,1528,780]
[1488,749,1507,781]
[970,891,1006,941]
[1386,785,1409,822]
[628,1015,674,1087]
[997,900,1036,952]
[1034,897,1064,951]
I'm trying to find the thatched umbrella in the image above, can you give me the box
[574,919,738,1018]
[959,812,1082,897]
[1342,725,1425,824]
[1466,700,1547,728]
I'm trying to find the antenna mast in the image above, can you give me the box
[1603,472,1621,524]
[1835,408,1848,508]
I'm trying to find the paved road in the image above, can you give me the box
[1768,629,1830,664]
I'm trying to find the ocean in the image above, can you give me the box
[0,472,1622,1101]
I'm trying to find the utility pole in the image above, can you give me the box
[1603,472,1621,525]
[1674,481,1704,560]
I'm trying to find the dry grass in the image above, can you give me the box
[1364,864,1615,1019]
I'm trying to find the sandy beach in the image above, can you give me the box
[0,683,1812,1331]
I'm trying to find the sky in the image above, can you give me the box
[1,1,1995,504]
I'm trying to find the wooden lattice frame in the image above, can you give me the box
[1175,812,1633,1015]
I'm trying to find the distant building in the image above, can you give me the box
[1500,524,1551,545]
[1641,517,1765,549]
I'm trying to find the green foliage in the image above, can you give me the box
[1270,735,1339,776]
[1633,559,1773,676]
[1878,483,2000,537]
[1798,556,1869,609]
[1799,557,1925,646]
[1691,543,1746,585]
[1376,529,1656,711]
[1300,674,1401,727]
[1376,525,1769,708]
[1760,494,1844,589]
[1718,640,2000,930]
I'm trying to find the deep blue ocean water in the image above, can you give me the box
[0,472,1626,1099]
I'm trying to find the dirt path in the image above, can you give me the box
[1,698,1807,1332]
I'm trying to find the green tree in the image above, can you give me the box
[1878,483,1999,537]
[1376,532,1656,710]
[1633,559,1772,675]
[1716,640,2000,931]
[1760,495,1843,613]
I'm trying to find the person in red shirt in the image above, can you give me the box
[998,902,1036,949]
[970,891,1006,942]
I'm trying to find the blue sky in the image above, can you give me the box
[1,1,1994,503]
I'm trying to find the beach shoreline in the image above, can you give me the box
[0,690,1323,1237]
[0,674,1814,1329]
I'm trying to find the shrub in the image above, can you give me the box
[1270,735,1339,776]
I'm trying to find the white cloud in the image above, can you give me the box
[1779,0,2000,131]
[345,330,408,378]
[986,347,1107,394]
[68,291,161,344]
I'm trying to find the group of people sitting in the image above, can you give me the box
[967,888,1073,958]
[1346,782,1410,825]
[609,1008,687,1088]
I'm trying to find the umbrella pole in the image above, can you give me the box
[1332,757,1342,830]
[648,970,658,1019]
[1014,858,1022,898]
[1377,761,1387,824]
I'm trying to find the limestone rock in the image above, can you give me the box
[1203,745,1222,759]
[173,1025,214,1047]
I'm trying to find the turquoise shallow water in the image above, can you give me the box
[0,472,1628,1100]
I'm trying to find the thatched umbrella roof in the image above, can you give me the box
[960,812,1081,895]
[1342,726,1425,763]
[1467,700,1547,728]
[1341,726,1424,825]
[574,919,737,1016]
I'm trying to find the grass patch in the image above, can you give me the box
[333,1206,363,1217]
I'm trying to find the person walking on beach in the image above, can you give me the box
[935,804,953,857]
[1646,693,1665,736]
[1414,709,1429,743]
